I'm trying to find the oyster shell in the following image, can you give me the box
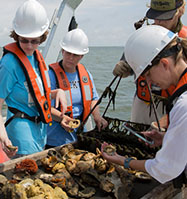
[78,187,96,198]
[39,173,53,182]
[65,158,77,173]
[104,170,130,199]
[50,168,79,197]
[60,144,74,156]
[40,173,66,190]
[47,149,62,161]
[19,178,34,188]
[135,171,152,181]
[7,145,18,152]
[53,170,79,197]
[12,172,31,181]
[81,152,96,161]
[99,176,114,193]
[69,119,80,129]
[114,165,134,195]
[103,144,116,156]
[0,174,8,186]
[52,162,65,174]
[63,149,86,161]
[41,155,58,171]
[80,169,100,187]
[73,159,95,175]
[106,163,115,175]
[94,157,107,173]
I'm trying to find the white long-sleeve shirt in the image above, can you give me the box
[145,92,187,184]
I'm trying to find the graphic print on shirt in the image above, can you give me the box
[70,80,79,89]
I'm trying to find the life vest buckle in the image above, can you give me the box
[35,116,39,123]
[44,101,49,110]
[20,113,25,119]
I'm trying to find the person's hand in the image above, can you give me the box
[140,129,164,148]
[151,114,168,132]
[113,60,133,78]
[101,142,125,165]
[60,115,74,132]
[3,145,18,158]
[1,137,17,158]
[94,116,108,132]
[55,89,67,115]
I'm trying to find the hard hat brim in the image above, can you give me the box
[146,8,177,20]
[13,20,49,38]
[62,46,89,55]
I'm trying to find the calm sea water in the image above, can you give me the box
[0,46,135,120]
[81,46,135,120]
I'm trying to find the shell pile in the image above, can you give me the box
[0,143,152,199]
[0,144,152,199]
[39,145,135,198]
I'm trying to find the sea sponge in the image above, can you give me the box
[15,159,38,174]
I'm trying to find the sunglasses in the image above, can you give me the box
[141,64,154,77]
[19,38,41,44]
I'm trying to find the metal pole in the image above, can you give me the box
[77,76,118,133]
[146,80,162,132]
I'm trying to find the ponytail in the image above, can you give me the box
[134,17,149,30]
[180,38,187,62]
[162,37,187,64]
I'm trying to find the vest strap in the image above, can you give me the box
[5,107,41,127]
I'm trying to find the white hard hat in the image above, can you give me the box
[13,0,49,38]
[124,25,177,81]
[60,28,89,55]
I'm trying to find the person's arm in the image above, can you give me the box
[101,128,164,172]
[51,107,63,122]
[129,159,147,172]
[87,70,108,131]
[49,68,67,115]
[50,89,67,115]
[49,68,72,130]
[113,53,134,78]
[91,100,108,131]
[101,142,147,171]
[51,107,73,132]
[0,98,17,157]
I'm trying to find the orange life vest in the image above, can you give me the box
[167,69,187,120]
[178,25,187,38]
[136,25,187,103]
[4,43,52,124]
[136,76,175,102]
[49,62,93,121]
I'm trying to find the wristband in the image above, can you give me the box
[124,157,135,169]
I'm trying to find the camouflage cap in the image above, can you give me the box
[146,0,184,20]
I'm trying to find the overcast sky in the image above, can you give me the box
[1,0,187,46]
